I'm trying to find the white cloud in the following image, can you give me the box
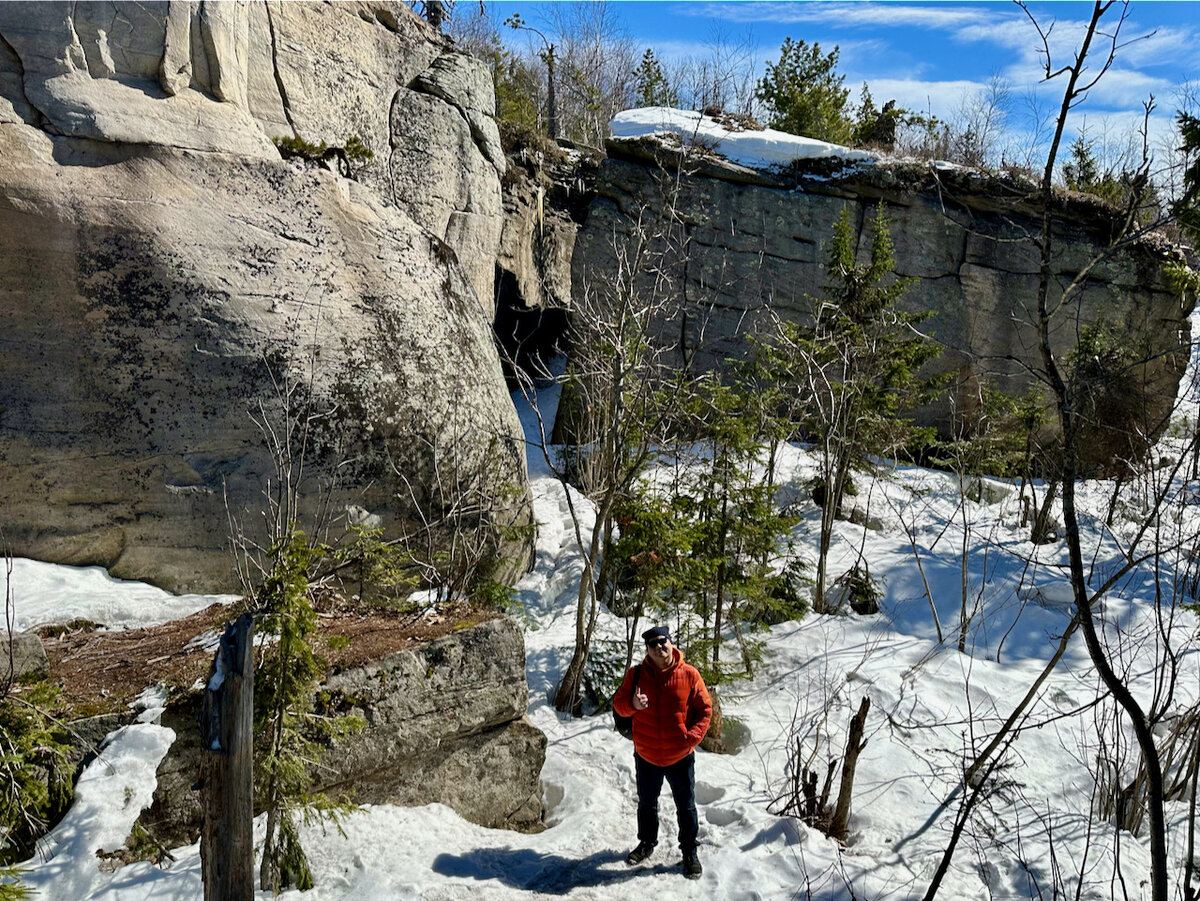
[679,1,996,32]
[867,77,990,121]
[646,34,888,65]
[646,37,766,68]
[1081,68,1176,111]
[1113,25,1200,71]
[957,5,1170,75]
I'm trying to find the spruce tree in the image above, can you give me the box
[1173,111,1200,242]
[254,530,362,893]
[1063,133,1102,193]
[634,48,677,108]
[671,375,797,682]
[773,204,940,612]
[755,38,852,143]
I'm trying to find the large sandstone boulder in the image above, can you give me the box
[574,138,1194,468]
[137,616,544,846]
[0,1,502,299]
[319,615,544,830]
[0,2,530,592]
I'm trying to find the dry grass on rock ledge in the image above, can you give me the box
[39,597,500,716]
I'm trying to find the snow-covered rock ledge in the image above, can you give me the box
[609,106,877,173]
[580,107,1193,472]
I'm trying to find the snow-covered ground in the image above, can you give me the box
[9,348,1200,899]
[6,558,234,634]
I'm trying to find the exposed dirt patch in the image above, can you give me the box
[700,106,763,132]
[41,598,500,716]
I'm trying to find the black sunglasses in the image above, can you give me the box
[646,637,670,648]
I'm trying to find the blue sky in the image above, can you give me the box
[489,1,1200,160]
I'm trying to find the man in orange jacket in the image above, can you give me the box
[613,625,712,879]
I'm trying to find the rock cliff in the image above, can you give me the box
[572,137,1194,468]
[0,1,530,592]
[137,616,544,845]
[41,611,545,847]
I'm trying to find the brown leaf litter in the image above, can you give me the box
[37,596,499,716]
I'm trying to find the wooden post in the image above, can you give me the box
[200,613,255,901]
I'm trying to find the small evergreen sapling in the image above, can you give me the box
[252,529,363,894]
[634,49,677,108]
[669,374,799,683]
[770,203,940,612]
[0,682,73,871]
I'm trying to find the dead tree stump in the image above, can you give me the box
[200,613,255,901]
[830,696,871,842]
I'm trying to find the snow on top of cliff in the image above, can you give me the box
[609,107,877,170]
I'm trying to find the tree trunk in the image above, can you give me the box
[815,480,836,614]
[200,613,255,901]
[545,49,558,140]
[829,696,870,842]
[1185,727,1200,901]
[712,451,730,669]
[1028,7,1168,897]
[555,495,611,714]
[1031,478,1059,545]
[957,497,970,652]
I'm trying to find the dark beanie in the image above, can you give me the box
[642,625,670,643]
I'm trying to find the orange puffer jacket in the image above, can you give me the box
[613,647,712,767]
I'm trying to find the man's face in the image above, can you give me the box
[646,635,672,669]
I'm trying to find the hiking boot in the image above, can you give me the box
[625,841,656,865]
[682,849,702,879]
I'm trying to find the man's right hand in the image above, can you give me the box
[632,689,649,711]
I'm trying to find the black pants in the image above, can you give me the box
[635,751,698,852]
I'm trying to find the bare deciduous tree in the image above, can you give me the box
[518,167,694,713]
[918,5,1198,900]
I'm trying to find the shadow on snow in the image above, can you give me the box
[432,847,673,893]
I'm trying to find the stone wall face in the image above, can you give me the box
[138,617,545,846]
[574,146,1194,466]
[0,2,530,592]
[496,168,578,316]
[319,616,545,831]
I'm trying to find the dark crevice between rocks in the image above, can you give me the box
[0,29,53,131]
[493,264,568,390]
[406,67,470,130]
[263,1,298,135]
[195,4,220,101]
[853,197,869,256]
[365,6,402,33]
[686,236,816,266]
[386,88,403,208]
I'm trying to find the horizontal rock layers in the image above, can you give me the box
[575,143,1193,468]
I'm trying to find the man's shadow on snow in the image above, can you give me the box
[433,848,673,893]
